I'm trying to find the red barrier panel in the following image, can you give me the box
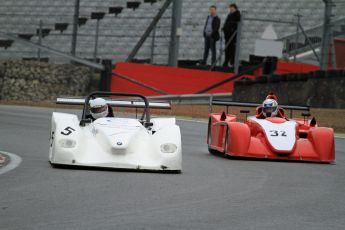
[275,61,320,74]
[335,38,345,69]
[111,62,253,96]
[111,61,320,96]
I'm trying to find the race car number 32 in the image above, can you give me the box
[269,130,287,137]
[61,127,76,136]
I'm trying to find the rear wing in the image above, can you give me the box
[212,100,309,111]
[56,97,171,110]
[211,100,310,118]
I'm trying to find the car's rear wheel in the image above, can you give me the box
[207,119,215,154]
[223,132,229,158]
[208,147,220,155]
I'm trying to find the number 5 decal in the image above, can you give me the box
[61,127,76,136]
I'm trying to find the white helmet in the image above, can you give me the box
[263,99,278,117]
[89,98,108,119]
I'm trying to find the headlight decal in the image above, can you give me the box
[160,143,177,153]
[59,139,76,148]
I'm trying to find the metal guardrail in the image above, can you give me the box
[278,17,345,58]
[279,17,345,42]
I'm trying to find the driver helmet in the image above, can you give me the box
[90,98,108,119]
[262,99,278,117]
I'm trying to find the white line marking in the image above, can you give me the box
[177,118,207,124]
[0,151,22,175]
[335,134,345,139]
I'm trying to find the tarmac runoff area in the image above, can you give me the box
[1,105,345,230]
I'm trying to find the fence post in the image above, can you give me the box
[168,0,182,66]
[321,0,334,70]
[94,19,100,62]
[234,15,243,74]
[71,0,80,56]
[37,20,43,61]
[150,25,156,64]
[293,14,301,62]
[100,60,113,91]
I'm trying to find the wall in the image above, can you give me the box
[233,71,345,109]
[0,61,93,101]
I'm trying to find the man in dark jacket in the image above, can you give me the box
[223,3,241,67]
[202,5,221,66]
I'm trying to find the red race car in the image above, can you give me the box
[207,95,335,163]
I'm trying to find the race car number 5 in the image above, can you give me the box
[269,130,287,137]
[61,127,76,136]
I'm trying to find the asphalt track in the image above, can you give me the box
[0,105,344,230]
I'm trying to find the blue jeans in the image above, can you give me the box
[203,36,217,65]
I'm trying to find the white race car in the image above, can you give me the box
[49,92,182,173]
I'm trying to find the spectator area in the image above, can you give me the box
[0,0,345,64]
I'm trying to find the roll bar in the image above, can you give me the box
[80,91,152,127]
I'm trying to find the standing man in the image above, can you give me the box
[223,3,241,67]
[202,5,221,66]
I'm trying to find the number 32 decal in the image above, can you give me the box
[269,130,287,137]
[61,127,76,136]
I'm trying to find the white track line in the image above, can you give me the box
[0,151,22,175]
[335,134,345,139]
[177,118,207,124]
